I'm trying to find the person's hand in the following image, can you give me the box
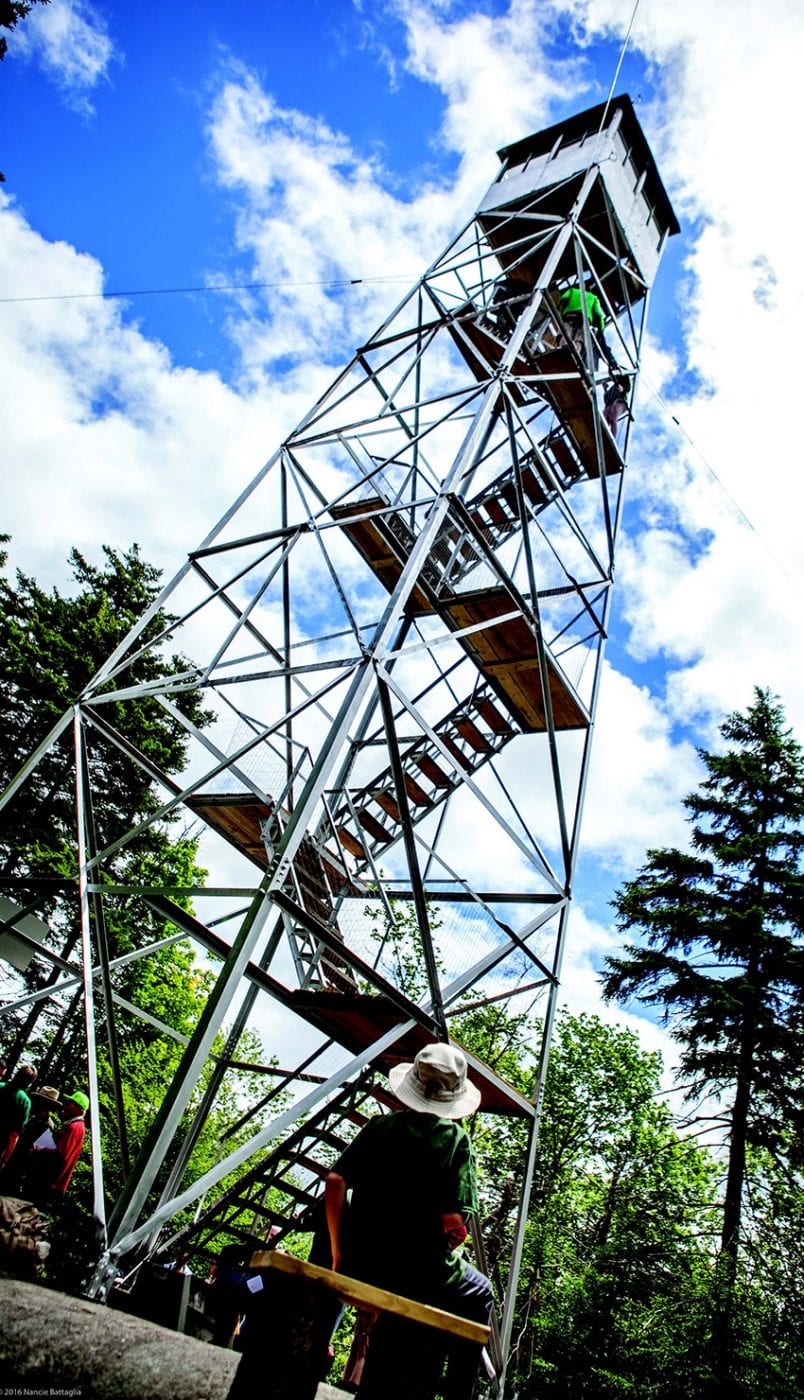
[442,1212,468,1252]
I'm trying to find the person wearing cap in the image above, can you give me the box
[324,1043,493,1399]
[30,1088,88,1196]
[0,1063,38,1168]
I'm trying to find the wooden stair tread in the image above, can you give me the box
[474,696,512,734]
[402,774,432,807]
[535,348,623,478]
[455,717,493,754]
[372,789,402,823]
[356,809,394,845]
[441,590,588,732]
[414,754,452,789]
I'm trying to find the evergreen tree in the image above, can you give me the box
[0,543,209,880]
[602,688,804,1388]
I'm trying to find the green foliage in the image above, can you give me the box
[602,687,804,1302]
[603,689,804,1164]
[362,892,444,1003]
[0,544,211,897]
[508,1012,721,1399]
[600,688,804,1392]
[0,540,274,1265]
[0,541,214,1071]
[0,0,48,62]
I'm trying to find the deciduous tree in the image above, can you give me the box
[0,541,272,1256]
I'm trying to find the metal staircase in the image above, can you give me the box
[185,1073,391,1256]
[0,96,677,1394]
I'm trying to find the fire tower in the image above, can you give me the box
[0,96,677,1389]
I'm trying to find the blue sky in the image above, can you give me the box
[2,0,802,1059]
[1,0,666,374]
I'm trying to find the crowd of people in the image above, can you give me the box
[0,1060,88,1202]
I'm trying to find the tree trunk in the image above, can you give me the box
[714,978,758,1395]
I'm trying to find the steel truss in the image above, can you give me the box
[0,96,676,1394]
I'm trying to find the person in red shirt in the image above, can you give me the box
[30,1090,88,1195]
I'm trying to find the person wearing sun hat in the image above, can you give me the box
[324,1042,493,1399]
[29,1087,88,1196]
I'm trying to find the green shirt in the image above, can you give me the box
[558,286,606,334]
[0,1082,32,1134]
[334,1109,478,1295]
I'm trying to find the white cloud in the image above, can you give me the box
[205,61,453,382]
[10,0,118,112]
[582,662,700,868]
[553,0,804,735]
[397,0,581,175]
[0,194,305,589]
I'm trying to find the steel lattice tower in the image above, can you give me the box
[0,96,676,1389]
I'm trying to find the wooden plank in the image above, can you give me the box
[402,774,432,808]
[446,309,534,390]
[312,1127,352,1153]
[187,796,350,898]
[520,464,547,506]
[481,494,509,527]
[186,795,270,866]
[442,592,588,732]
[535,349,623,478]
[329,499,433,614]
[337,826,366,859]
[440,734,473,772]
[287,991,531,1116]
[455,718,493,754]
[415,755,452,789]
[546,433,579,481]
[499,482,518,517]
[478,203,564,288]
[356,809,394,845]
[289,1151,330,1178]
[254,1178,319,1207]
[473,697,512,736]
[251,1251,490,1346]
[373,789,401,823]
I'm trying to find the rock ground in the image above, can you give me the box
[0,1276,351,1399]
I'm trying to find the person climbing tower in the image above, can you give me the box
[557,280,615,369]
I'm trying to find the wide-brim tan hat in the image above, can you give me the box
[31,1085,60,1105]
[388,1043,481,1119]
